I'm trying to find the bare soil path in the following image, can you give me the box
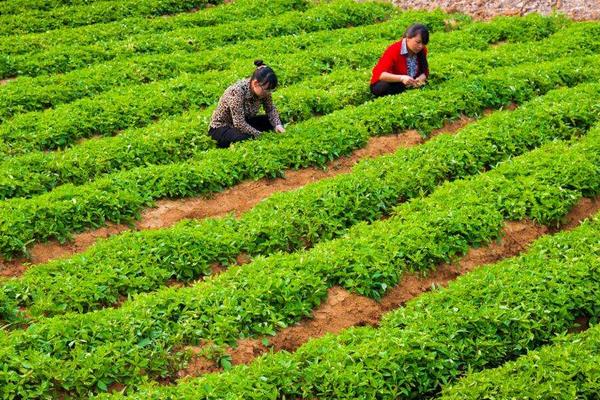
[177,196,600,379]
[0,115,477,276]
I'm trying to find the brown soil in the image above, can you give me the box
[568,315,591,333]
[0,77,15,85]
[0,115,477,276]
[392,0,600,21]
[178,196,599,378]
[137,130,426,229]
[0,224,131,278]
[557,197,600,230]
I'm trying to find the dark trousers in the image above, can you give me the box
[208,115,273,148]
[370,80,407,97]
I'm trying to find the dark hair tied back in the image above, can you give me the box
[251,59,278,90]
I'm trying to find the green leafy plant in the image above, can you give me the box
[2,81,599,321]
[1,112,599,399]
[1,54,599,258]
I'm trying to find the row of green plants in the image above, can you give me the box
[0,12,566,121]
[1,116,599,399]
[0,8,453,124]
[0,41,553,197]
[0,0,105,15]
[0,20,595,200]
[440,322,600,399]
[0,16,581,165]
[0,0,225,36]
[99,205,600,399]
[1,81,598,321]
[0,68,360,198]
[0,38,394,156]
[0,0,307,37]
[0,0,395,78]
[1,54,598,258]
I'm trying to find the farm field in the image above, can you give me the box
[0,0,599,398]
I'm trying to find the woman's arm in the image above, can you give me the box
[263,96,285,133]
[379,71,416,86]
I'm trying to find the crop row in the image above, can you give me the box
[0,5,430,153]
[0,23,587,200]
[0,12,565,120]
[0,0,307,36]
[0,0,106,15]
[1,53,599,258]
[1,81,598,321]
[0,0,224,36]
[100,203,600,399]
[440,322,600,399]
[0,20,596,201]
[0,7,454,124]
[0,38,391,156]
[0,0,395,78]
[1,116,599,398]
[0,68,359,198]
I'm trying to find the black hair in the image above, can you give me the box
[403,23,430,45]
[403,24,429,74]
[251,59,278,90]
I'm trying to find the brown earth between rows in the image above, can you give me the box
[176,195,600,379]
[0,114,478,277]
[391,0,600,21]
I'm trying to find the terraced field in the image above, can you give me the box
[0,0,598,398]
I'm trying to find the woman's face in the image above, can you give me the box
[250,79,272,99]
[406,34,424,54]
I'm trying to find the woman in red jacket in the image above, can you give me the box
[370,24,430,97]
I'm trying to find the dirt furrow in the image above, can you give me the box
[176,195,600,379]
[0,115,476,276]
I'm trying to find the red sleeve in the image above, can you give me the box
[370,42,400,85]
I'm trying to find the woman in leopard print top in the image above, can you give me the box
[209,60,285,148]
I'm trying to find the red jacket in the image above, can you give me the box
[370,40,429,85]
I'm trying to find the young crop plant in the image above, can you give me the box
[2,122,599,399]
[440,323,600,399]
[0,54,599,258]
[1,81,599,321]
[0,0,396,78]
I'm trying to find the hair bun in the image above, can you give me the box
[254,59,265,68]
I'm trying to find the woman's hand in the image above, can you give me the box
[275,124,286,133]
[400,75,417,86]
[414,74,427,87]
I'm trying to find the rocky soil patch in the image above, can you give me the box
[392,0,600,20]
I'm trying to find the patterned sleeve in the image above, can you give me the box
[263,95,282,128]
[228,88,261,137]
